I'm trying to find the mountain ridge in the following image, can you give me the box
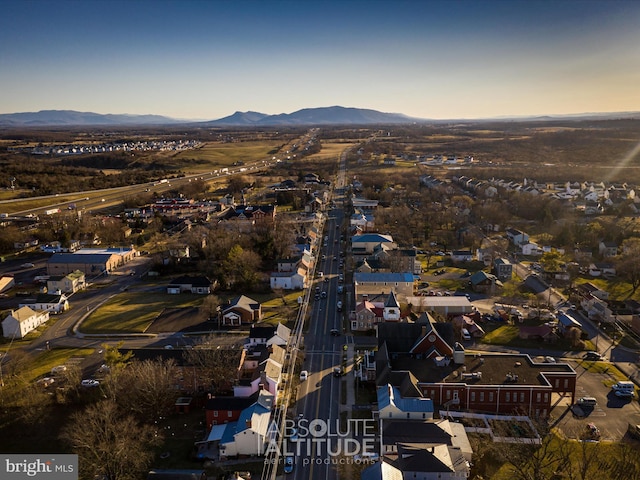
[0,107,638,127]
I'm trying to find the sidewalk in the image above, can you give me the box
[341,343,356,414]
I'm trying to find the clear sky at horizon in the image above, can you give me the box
[1,0,639,120]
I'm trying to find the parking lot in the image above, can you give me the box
[551,359,640,441]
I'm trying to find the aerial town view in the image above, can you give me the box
[1,1,640,480]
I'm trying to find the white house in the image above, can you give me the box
[247,323,291,348]
[351,233,396,254]
[506,228,529,246]
[521,242,543,256]
[270,267,307,290]
[47,270,86,294]
[218,391,274,459]
[377,384,434,420]
[450,250,473,263]
[19,293,69,314]
[2,306,50,339]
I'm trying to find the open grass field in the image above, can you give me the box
[28,347,95,381]
[305,142,354,161]
[80,292,205,334]
[170,141,281,170]
[79,290,299,334]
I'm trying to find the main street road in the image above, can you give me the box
[289,151,351,480]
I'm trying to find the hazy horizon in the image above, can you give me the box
[2,0,639,120]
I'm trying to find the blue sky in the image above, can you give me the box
[1,0,639,120]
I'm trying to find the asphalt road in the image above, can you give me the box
[288,154,350,480]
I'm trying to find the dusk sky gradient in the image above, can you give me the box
[1,0,639,120]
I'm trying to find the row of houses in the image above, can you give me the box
[196,323,292,460]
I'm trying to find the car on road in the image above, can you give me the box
[337,285,343,294]
[283,455,294,474]
[81,379,100,387]
[330,328,340,336]
[20,263,35,268]
[336,301,343,312]
[583,352,603,361]
[333,366,343,377]
[320,291,327,299]
[299,370,308,381]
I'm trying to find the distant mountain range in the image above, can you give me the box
[203,106,417,126]
[0,107,638,127]
[0,110,179,127]
[0,106,416,127]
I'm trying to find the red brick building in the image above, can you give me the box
[376,324,576,418]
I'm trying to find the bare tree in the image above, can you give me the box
[106,358,180,423]
[616,238,640,296]
[492,420,563,480]
[183,335,243,394]
[61,400,162,480]
[200,294,222,322]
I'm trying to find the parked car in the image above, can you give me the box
[81,379,100,387]
[583,352,603,361]
[582,423,601,441]
[51,365,67,375]
[36,377,55,388]
[577,396,597,407]
[612,381,635,398]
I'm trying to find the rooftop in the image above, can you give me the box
[389,353,575,387]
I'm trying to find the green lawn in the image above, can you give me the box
[482,325,520,345]
[171,141,280,170]
[29,347,95,381]
[80,292,204,333]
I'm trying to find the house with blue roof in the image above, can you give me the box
[557,312,583,336]
[377,384,434,420]
[354,272,415,298]
[218,390,274,459]
[351,233,396,255]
